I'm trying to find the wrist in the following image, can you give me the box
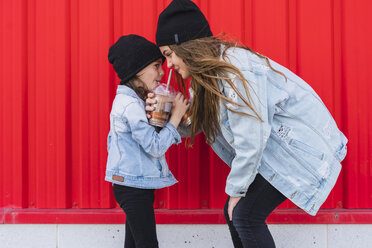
[169,115,182,129]
[171,112,184,119]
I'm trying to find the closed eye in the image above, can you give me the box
[163,51,173,58]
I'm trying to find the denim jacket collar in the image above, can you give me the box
[116,85,145,106]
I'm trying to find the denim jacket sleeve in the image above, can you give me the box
[177,125,192,138]
[223,68,271,197]
[123,100,181,158]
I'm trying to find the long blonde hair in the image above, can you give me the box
[170,34,285,146]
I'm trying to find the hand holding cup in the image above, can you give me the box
[146,92,156,119]
[168,93,190,129]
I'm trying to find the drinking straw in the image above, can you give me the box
[166,69,173,92]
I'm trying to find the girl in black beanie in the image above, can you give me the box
[106,34,189,248]
[147,1,347,248]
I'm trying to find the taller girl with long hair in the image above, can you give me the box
[147,0,348,247]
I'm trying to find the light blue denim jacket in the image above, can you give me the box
[105,85,180,189]
[209,47,347,215]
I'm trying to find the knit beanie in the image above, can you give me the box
[108,35,164,83]
[156,0,213,46]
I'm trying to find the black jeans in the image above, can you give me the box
[224,174,287,248]
[113,184,158,248]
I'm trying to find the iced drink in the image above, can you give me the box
[149,83,176,127]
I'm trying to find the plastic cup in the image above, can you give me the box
[149,83,177,127]
[179,87,193,127]
[180,110,191,127]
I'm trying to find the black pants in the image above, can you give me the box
[224,174,287,248]
[113,184,158,248]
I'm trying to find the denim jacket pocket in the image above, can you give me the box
[287,138,330,180]
[288,139,325,161]
[265,134,321,190]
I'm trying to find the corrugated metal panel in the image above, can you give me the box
[1,0,371,211]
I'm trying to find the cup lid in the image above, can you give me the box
[153,83,177,96]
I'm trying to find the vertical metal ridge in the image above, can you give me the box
[27,0,36,209]
[251,0,256,49]
[4,0,30,208]
[64,0,73,209]
[243,0,252,45]
[331,0,342,123]
[287,0,297,72]
[0,0,4,208]
[330,0,344,208]
[69,0,83,210]
[98,0,115,208]
[21,0,30,209]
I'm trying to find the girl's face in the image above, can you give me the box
[159,46,191,79]
[136,58,164,91]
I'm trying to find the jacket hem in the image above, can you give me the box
[259,157,342,216]
[303,159,342,216]
[105,171,178,189]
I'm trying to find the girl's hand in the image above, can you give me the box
[169,93,189,129]
[145,92,157,119]
[228,196,241,221]
[171,93,189,116]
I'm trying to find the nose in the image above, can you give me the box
[166,59,173,68]
[159,67,165,77]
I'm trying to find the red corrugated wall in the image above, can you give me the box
[1,0,371,219]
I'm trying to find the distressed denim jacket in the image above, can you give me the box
[210,47,347,215]
[105,85,180,189]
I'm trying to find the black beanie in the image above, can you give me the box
[108,35,164,83]
[156,0,213,46]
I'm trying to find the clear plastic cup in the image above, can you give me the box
[149,83,177,127]
[179,87,193,127]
